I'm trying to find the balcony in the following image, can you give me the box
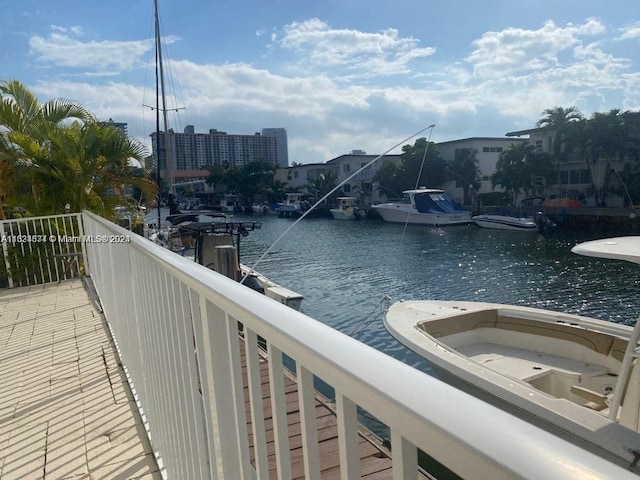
[0,212,634,479]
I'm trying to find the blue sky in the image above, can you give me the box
[2,0,640,164]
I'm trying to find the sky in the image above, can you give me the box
[2,0,640,165]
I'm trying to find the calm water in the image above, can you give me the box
[147,208,640,372]
[229,213,640,374]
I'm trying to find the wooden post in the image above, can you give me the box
[215,245,239,281]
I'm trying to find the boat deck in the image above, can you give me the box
[1,280,429,480]
[459,343,609,382]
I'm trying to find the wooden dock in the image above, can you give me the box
[240,344,405,479]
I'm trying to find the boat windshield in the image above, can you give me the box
[414,192,466,213]
[401,193,412,204]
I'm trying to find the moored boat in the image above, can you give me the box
[384,236,640,470]
[372,187,472,226]
[150,215,304,310]
[472,212,539,231]
[330,196,364,220]
[277,192,306,217]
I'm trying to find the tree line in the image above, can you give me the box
[375,106,640,206]
[0,80,157,220]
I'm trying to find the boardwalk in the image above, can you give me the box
[0,280,426,480]
[0,280,160,480]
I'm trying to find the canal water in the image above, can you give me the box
[233,213,640,375]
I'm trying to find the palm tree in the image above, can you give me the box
[0,79,157,218]
[536,106,584,194]
[37,121,157,217]
[0,79,93,217]
[448,148,480,206]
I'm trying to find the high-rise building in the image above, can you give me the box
[261,128,289,167]
[100,118,128,134]
[151,126,280,184]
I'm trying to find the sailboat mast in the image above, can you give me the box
[154,0,175,196]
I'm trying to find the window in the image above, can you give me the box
[343,184,351,193]
[580,169,591,184]
[343,164,351,173]
[535,140,543,153]
[560,171,569,184]
[482,146,504,153]
[570,170,580,184]
[294,171,299,179]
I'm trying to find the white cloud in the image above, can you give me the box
[28,26,178,74]
[271,18,435,78]
[466,18,606,78]
[619,21,640,40]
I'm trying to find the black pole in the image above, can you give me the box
[154,0,162,229]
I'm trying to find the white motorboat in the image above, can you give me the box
[219,193,239,213]
[384,236,640,470]
[330,196,364,220]
[372,187,472,226]
[251,203,269,214]
[472,213,539,231]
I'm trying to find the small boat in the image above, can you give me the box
[472,212,539,232]
[251,203,269,214]
[384,236,640,469]
[330,196,364,220]
[276,193,305,217]
[150,216,304,310]
[219,193,239,213]
[371,187,472,226]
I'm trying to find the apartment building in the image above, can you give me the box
[151,125,286,188]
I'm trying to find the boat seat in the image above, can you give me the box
[495,315,617,356]
[417,308,497,338]
[570,385,608,411]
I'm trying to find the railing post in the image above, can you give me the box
[0,221,13,288]
[391,430,417,480]
[336,393,360,480]
[196,298,244,479]
[267,344,292,480]
[298,366,320,480]
[77,212,89,276]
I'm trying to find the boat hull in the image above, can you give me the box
[372,204,472,225]
[384,299,640,469]
[472,214,538,231]
[330,209,355,220]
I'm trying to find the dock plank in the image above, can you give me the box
[239,335,428,480]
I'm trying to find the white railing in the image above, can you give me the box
[81,210,635,480]
[0,213,88,288]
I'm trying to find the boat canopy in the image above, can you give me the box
[414,192,467,214]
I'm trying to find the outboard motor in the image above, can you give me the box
[534,211,557,234]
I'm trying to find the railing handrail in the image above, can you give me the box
[0,212,81,225]
[82,210,636,479]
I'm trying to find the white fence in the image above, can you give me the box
[80,211,634,479]
[0,213,88,288]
